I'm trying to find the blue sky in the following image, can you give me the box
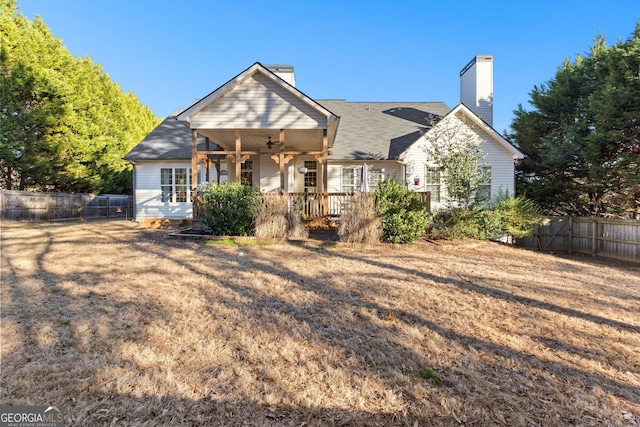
[16,1,640,134]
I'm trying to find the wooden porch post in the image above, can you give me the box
[235,129,242,183]
[279,129,285,191]
[205,137,210,182]
[191,129,198,189]
[215,144,221,184]
[322,128,328,214]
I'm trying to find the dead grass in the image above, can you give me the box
[338,193,382,244]
[255,194,308,240]
[1,220,639,426]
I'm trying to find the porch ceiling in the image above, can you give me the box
[197,128,326,152]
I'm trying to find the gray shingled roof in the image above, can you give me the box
[123,110,207,161]
[124,102,450,161]
[318,100,450,160]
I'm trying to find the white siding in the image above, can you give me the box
[460,55,493,126]
[327,161,404,192]
[134,161,193,221]
[190,73,327,129]
[475,58,493,126]
[402,112,515,210]
[259,155,281,192]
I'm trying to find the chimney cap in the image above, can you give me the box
[459,54,493,77]
[265,64,294,72]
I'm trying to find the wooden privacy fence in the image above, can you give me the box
[517,216,640,264]
[0,190,133,222]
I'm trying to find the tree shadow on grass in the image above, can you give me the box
[2,223,638,425]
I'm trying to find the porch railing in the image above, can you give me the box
[264,192,353,218]
[264,191,431,219]
[193,191,430,221]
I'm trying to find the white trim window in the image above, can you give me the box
[241,160,253,186]
[477,166,492,203]
[341,165,384,193]
[304,160,317,193]
[424,166,441,204]
[160,168,192,203]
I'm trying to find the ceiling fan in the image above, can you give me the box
[266,136,282,150]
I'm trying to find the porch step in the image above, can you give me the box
[308,229,338,242]
[305,217,339,242]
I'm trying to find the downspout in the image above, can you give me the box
[127,160,136,221]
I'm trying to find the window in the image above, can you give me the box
[304,160,317,192]
[341,167,359,193]
[161,168,172,202]
[341,165,384,193]
[477,166,492,203]
[424,166,441,204]
[241,161,253,186]
[160,168,191,203]
[175,168,188,202]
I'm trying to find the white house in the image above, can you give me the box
[124,56,524,221]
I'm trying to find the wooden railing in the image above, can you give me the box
[264,192,352,218]
[193,191,430,221]
[264,191,431,218]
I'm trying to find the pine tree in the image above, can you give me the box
[0,0,160,193]
[510,21,640,218]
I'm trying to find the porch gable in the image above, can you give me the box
[189,72,328,130]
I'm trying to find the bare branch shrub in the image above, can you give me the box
[254,193,308,239]
[338,192,382,243]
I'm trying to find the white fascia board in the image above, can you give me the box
[177,62,339,127]
[452,104,524,160]
[176,63,263,125]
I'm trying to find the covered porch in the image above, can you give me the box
[176,62,340,218]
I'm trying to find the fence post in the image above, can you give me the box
[107,196,111,219]
[567,216,573,254]
[592,219,598,257]
[536,224,542,251]
[46,193,51,222]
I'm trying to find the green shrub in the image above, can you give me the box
[429,194,543,241]
[374,177,429,243]
[491,193,543,239]
[430,206,482,239]
[198,183,260,236]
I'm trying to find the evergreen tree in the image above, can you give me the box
[0,0,160,193]
[510,21,640,218]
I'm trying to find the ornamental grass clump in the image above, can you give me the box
[254,193,307,240]
[337,192,382,243]
[491,193,543,239]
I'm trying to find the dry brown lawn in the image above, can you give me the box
[1,220,639,426]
